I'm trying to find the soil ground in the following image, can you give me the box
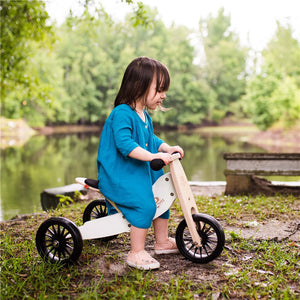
[9,186,299,278]
[76,184,299,289]
[1,184,299,299]
[88,186,299,280]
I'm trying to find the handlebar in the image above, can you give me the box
[150,152,181,171]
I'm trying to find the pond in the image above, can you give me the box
[1,130,265,221]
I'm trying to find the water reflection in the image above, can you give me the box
[1,131,264,221]
[157,131,264,181]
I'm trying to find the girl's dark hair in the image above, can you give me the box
[114,57,170,108]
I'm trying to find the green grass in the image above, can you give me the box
[221,238,300,299]
[1,194,299,299]
[194,194,298,224]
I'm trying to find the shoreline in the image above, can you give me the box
[1,118,300,152]
[3,180,300,223]
[1,182,226,223]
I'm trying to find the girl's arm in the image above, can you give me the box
[128,143,184,166]
[128,146,173,165]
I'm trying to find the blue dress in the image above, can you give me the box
[97,104,169,229]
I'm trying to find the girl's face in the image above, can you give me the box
[145,77,167,110]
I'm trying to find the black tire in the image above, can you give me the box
[82,199,117,241]
[36,217,83,264]
[82,199,107,222]
[176,213,225,263]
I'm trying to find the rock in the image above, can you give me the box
[40,183,87,211]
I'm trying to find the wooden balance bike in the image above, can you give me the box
[35,153,225,265]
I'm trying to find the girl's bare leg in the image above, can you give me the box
[153,217,178,254]
[130,225,148,252]
[153,217,169,243]
[127,225,160,270]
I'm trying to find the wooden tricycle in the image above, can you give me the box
[35,153,225,265]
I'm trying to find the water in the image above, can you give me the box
[1,130,264,221]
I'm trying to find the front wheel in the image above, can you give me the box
[36,217,83,264]
[176,213,225,263]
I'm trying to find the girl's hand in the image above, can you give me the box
[165,145,184,158]
[152,152,173,166]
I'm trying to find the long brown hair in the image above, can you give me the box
[114,57,170,109]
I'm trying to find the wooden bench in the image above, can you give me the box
[223,153,300,196]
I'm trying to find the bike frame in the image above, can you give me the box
[76,153,201,246]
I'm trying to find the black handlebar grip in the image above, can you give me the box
[150,159,165,171]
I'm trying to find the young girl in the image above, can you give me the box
[97,57,184,270]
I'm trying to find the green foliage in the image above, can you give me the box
[199,8,248,120]
[56,13,117,124]
[0,0,53,122]
[1,2,299,129]
[243,22,300,130]
[270,76,300,128]
[243,74,280,130]
[56,191,82,208]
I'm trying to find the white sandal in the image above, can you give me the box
[154,237,179,255]
[127,250,160,270]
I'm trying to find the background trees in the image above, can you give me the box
[198,8,247,122]
[1,1,299,130]
[0,1,54,125]
[243,22,300,130]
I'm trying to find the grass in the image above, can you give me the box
[193,194,298,224]
[222,238,300,299]
[1,193,299,299]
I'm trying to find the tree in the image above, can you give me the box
[0,0,151,125]
[242,73,281,130]
[59,5,197,126]
[125,15,197,126]
[0,0,52,119]
[264,21,300,86]
[243,22,300,130]
[198,8,247,122]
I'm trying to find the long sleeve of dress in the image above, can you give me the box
[112,109,139,157]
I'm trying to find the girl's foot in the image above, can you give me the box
[127,250,160,270]
[154,237,179,255]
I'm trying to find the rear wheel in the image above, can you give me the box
[36,217,83,264]
[83,199,108,222]
[82,199,117,241]
[176,213,225,263]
